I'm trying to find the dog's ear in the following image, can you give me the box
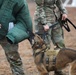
[34,34,43,44]
[32,34,46,50]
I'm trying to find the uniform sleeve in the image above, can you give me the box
[16,0,33,31]
[34,0,47,25]
[56,0,67,14]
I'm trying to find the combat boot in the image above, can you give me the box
[54,70,66,75]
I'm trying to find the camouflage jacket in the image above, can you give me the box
[34,0,67,25]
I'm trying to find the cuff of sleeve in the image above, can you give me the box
[47,23,52,26]
[62,9,68,14]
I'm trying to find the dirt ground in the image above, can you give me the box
[0,1,76,75]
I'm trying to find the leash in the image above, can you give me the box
[67,18,76,29]
[49,18,76,32]
[28,18,76,44]
[61,18,76,32]
[45,18,76,32]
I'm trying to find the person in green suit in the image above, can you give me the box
[34,0,68,75]
[0,0,32,75]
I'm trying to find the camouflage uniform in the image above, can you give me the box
[0,38,25,75]
[34,0,67,49]
[34,0,67,75]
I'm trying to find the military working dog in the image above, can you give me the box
[32,34,76,75]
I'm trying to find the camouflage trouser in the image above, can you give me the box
[0,38,25,75]
[34,22,65,49]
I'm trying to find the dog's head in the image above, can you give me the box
[32,34,46,50]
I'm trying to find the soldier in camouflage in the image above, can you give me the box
[34,0,68,75]
[0,0,32,75]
